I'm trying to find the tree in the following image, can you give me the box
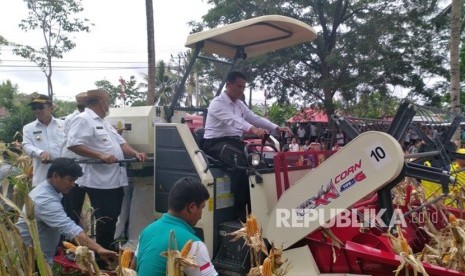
[267,102,298,126]
[167,49,218,108]
[145,0,156,105]
[343,92,400,119]
[0,82,34,143]
[95,76,144,107]
[11,0,92,99]
[197,0,453,116]
[433,0,464,143]
[0,35,7,59]
[449,0,462,146]
[148,60,176,106]
[461,42,465,81]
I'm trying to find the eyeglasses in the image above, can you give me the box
[31,105,45,110]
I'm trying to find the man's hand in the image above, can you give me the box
[134,152,147,162]
[98,153,118,164]
[39,151,51,164]
[250,126,266,139]
[96,248,119,267]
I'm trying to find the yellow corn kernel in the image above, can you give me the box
[400,238,410,255]
[442,252,451,264]
[269,247,275,269]
[120,248,132,268]
[262,257,272,276]
[181,240,193,257]
[62,241,77,253]
[246,215,259,236]
[449,213,458,225]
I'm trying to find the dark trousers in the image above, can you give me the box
[84,186,124,250]
[203,137,247,167]
[203,138,250,216]
[62,185,87,226]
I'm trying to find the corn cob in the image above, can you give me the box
[26,166,33,179]
[268,247,276,272]
[120,248,132,268]
[397,226,410,255]
[246,214,259,236]
[400,238,410,255]
[449,213,458,225]
[62,241,77,253]
[261,257,273,276]
[181,240,193,257]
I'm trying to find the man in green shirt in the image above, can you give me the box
[135,177,218,276]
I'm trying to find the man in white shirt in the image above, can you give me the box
[203,71,290,218]
[66,89,147,252]
[289,137,300,152]
[22,94,65,187]
[61,91,88,226]
[297,124,306,144]
[203,71,291,166]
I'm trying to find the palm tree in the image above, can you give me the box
[450,0,461,111]
[145,0,156,105]
[139,60,176,106]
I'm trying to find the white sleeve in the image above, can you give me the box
[183,241,218,276]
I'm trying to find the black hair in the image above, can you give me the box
[168,176,210,212]
[226,71,246,83]
[46,158,83,179]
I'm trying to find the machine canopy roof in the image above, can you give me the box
[185,15,317,59]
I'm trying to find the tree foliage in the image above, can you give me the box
[168,51,216,108]
[267,102,298,126]
[196,0,461,115]
[0,81,78,143]
[95,76,143,107]
[0,35,7,58]
[0,81,34,143]
[11,0,92,99]
[139,60,176,106]
[342,92,400,119]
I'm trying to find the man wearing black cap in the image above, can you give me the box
[22,94,65,187]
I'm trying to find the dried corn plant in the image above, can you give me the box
[160,230,199,276]
[63,240,113,276]
[0,142,33,214]
[388,174,465,273]
[228,211,268,269]
[248,243,291,276]
[0,189,53,275]
[385,225,429,276]
[0,141,53,275]
[78,196,96,235]
[228,211,293,276]
[418,213,465,272]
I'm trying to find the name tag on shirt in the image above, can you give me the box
[96,126,103,129]
[33,131,42,134]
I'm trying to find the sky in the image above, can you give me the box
[0,0,212,101]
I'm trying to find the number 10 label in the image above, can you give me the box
[366,143,392,170]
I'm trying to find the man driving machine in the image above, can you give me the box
[203,71,291,217]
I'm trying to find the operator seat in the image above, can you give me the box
[193,127,224,167]
[193,127,205,149]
